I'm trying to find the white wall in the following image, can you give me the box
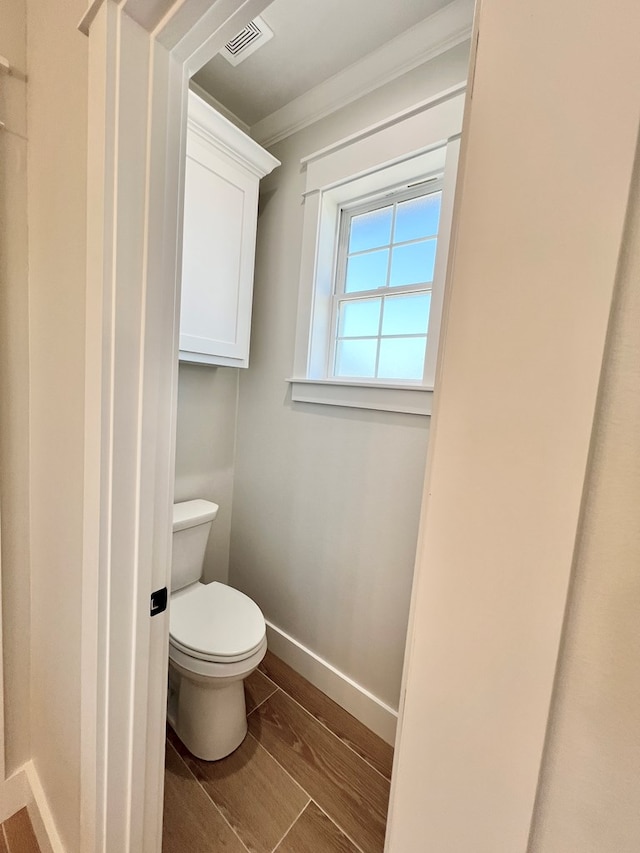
[0,0,30,776]
[27,0,88,849]
[529,142,640,853]
[386,0,640,850]
[174,363,239,584]
[226,43,470,712]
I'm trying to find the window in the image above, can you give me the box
[332,184,442,383]
[289,90,465,415]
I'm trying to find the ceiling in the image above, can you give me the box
[192,0,457,127]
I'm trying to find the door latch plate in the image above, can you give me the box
[150,587,168,616]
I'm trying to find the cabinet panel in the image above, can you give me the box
[181,146,254,361]
[179,92,279,368]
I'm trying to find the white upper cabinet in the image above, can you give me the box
[179,91,280,367]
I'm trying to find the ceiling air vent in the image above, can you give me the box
[220,16,274,67]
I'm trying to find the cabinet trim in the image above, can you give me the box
[187,90,279,179]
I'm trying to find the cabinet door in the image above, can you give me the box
[179,130,259,367]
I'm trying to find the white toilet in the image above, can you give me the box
[167,499,267,761]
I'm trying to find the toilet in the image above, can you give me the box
[167,499,267,761]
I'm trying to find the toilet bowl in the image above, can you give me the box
[167,500,267,761]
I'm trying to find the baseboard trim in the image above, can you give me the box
[264,620,397,745]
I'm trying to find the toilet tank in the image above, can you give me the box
[172,500,219,592]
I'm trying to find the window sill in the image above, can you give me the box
[287,378,433,416]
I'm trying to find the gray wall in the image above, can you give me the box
[529,140,640,852]
[175,363,239,585]
[229,44,470,710]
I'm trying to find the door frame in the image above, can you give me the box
[79,2,272,850]
[77,0,637,851]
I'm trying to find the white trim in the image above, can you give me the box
[303,94,464,192]
[300,83,466,168]
[422,135,460,387]
[188,80,249,135]
[179,350,248,368]
[292,94,463,413]
[288,379,433,416]
[250,0,474,147]
[265,621,398,745]
[80,2,273,851]
[187,89,279,179]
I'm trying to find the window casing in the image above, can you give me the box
[289,90,465,416]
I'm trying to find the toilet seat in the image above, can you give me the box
[169,581,266,664]
[169,634,267,681]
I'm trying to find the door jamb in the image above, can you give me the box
[80,2,271,849]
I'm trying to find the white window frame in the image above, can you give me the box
[330,181,444,384]
[289,88,465,416]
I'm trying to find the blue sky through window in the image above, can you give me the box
[390,240,436,286]
[349,205,393,253]
[394,193,441,242]
[339,298,381,337]
[382,292,430,336]
[345,249,388,292]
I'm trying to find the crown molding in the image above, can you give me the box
[189,80,250,135]
[188,90,280,178]
[250,0,474,148]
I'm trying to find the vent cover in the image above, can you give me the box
[220,16,273,66]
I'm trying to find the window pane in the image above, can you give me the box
[335,339,377,378]
[345,249,389,292]
[338,298,381,338]
[381,292,431,337]
[377,337,426,380]
[349,205,393,253]
[394,192,441,243]
[389,239,436,287]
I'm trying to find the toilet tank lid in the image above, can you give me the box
[173,500,219,532]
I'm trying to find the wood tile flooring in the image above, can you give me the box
[0,809,40,853]
[164,651,393,853]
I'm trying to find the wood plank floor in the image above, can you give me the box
[164,651,393,853]
[0,809,40,853]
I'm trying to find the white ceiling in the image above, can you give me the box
[192,0,457,127]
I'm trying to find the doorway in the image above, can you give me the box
[167,3,470,848]
[76,0,640,851]
[80,0,472,849]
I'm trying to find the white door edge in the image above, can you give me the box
[80,1,270,850]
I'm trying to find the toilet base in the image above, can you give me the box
[167,643,266,761]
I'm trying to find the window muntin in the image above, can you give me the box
[332,183,443,383]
